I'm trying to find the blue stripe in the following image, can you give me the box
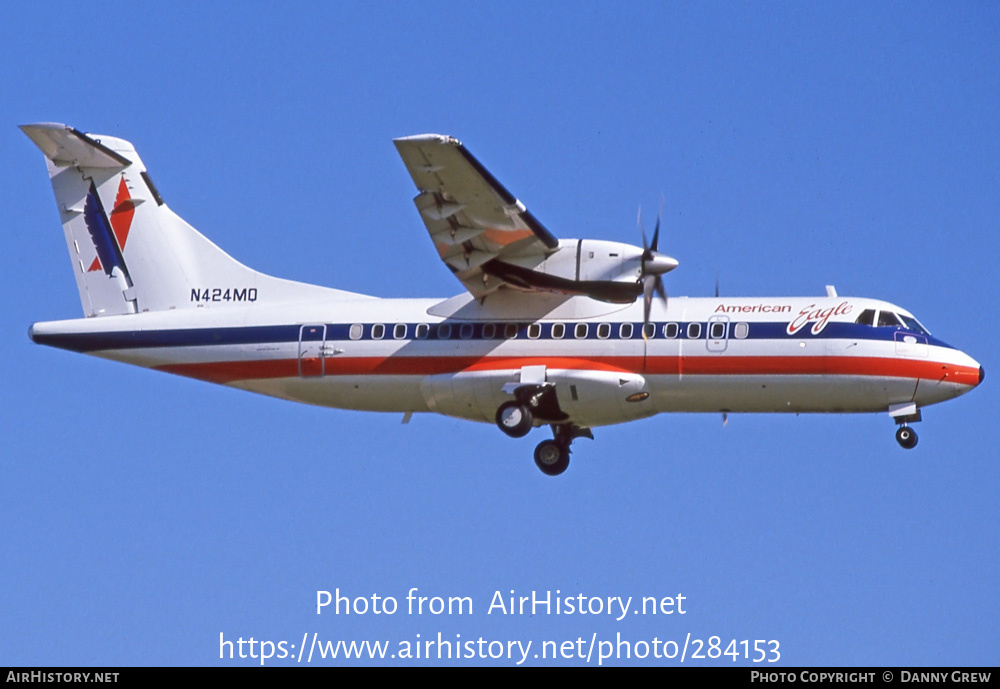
[33,325,299,352]
[30,321,955,353]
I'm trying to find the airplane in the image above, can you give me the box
[22,123,984,476]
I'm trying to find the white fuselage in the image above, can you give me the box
[30,292,982,430]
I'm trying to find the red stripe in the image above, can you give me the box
[155,355,980,387]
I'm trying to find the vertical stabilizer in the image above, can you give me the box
[22,123,366,317]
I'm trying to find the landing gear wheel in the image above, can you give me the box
[496,401,533,438]
[534,440,570,476]
[895,425,918,449]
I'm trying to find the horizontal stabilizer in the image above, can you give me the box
[20,123,131,168]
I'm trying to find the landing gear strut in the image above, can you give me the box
[895,425,918,449]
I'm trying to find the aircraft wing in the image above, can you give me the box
[394,135,559,299]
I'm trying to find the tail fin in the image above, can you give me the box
[22,123,363,317]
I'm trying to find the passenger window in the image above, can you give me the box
[575,323,588,339]
[687,323,702,339]
[664,323,679,338]
[855,309,876,326]
[349,324,363,340]
[460,324,474,339]
[415,323,429,339]
[437,324,452,339]
[393,323,407,340]
[371,324,385,340]
[643,323,655,339]
[710,322,726,339]
[504,323,519,339]
[597,323,611,339]
[527,323,541,339]
[734,322,749,339]
[551,323,565,339]
[482,323,496,339]
[620,323,634,339]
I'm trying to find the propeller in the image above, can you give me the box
[637,199,679,326]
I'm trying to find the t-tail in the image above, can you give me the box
[21,123,361,317]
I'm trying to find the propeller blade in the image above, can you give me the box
[654,275,667,306]
[637,206,648,253]
[651,195,663,252]
[641,275,668,326]
[643,275,655,324]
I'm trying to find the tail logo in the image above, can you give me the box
[84,176,135,278]
[110,177,136,250]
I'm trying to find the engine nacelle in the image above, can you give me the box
[482,239,647,303]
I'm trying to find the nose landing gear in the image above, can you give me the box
[895,425,918,449]
[889,403,921,450]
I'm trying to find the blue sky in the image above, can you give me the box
[2,2,997,666]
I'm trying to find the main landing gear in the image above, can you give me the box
[532,424,594,476]
[494,384,590,476]
[495,401,533,438]
[533,439,568,475]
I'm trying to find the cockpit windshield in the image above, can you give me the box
[854,308,930,335]
[877,311,903,327]
[899,314,930,336]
